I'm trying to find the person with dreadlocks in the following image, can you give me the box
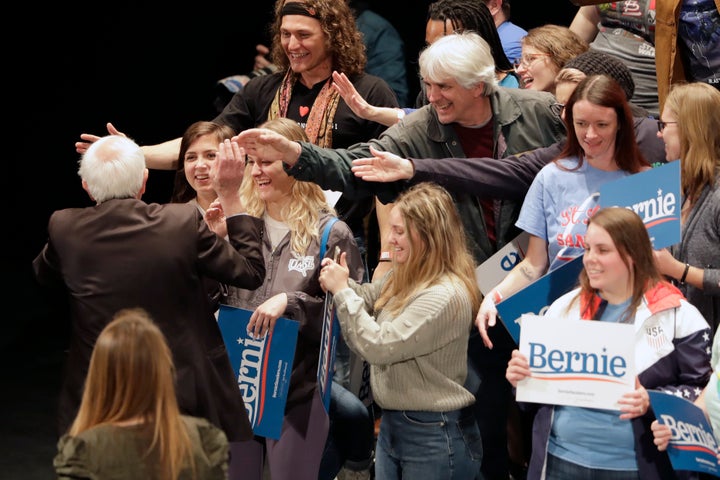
[418,0,519,106]
[332,0,521,127]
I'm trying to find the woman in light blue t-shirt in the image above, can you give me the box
[477,74,649,348]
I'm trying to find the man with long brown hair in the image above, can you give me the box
[76,0,398,277]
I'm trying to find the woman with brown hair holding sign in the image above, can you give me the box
[506,207,711,479]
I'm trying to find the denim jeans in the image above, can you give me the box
[546,454,640,480]
[375,406,483,480]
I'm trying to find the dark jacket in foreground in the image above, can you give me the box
[33,199,265,441]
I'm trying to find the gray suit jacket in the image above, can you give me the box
[33,198,265,441]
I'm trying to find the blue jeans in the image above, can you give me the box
[375,406,482,480]
[546,454,640,480]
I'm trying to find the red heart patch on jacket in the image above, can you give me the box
[299,106,310,117]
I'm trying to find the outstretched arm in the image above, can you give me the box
[76,122,126,154]
[332,71,403,127]
[477,235,549,349]
[233,128,302,166]
[239,131,403,201]
[141,138,183,170]
[76,122,181,170]
[412,143,562,201]
[351,146,415,182]
[353,142,562,201]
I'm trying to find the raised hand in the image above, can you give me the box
[351,145,414,182]
[233,128,302,166]
[332,71,375,121]
[211,139,246,216]
[653,248,683,281]
[254,44,273,70]
[75,122,126,155]
[332,71,403,127]
[212,140,246,193]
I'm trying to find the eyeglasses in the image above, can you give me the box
[550,103,565,117]
[513,53,551,72]
[656,120,678,132]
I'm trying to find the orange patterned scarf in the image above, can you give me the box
[268,70,340,148]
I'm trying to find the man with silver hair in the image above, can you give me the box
[34,135,266,478]
[234,31,565,479]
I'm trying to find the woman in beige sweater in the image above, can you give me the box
[319,182,482,480]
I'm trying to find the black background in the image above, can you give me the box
[6,1,578,474]
[13,1,579,348]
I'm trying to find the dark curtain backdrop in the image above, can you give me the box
[13,0,579,349]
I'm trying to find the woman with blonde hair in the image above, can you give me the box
[54,308,229,480]
[654,82,720,334]
[209,117,365,480]
[318,182,483,479]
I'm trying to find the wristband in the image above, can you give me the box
[379,251,391,262]
[396,109,406,121]
[492,290,503,304]
[680,263,690,285]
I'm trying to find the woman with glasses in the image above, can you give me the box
[514,24,588,94]
[653,82,720,334]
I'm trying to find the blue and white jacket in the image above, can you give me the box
[526,282,712,480]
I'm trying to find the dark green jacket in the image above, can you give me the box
[54,415,228,480]
[286,87,565,264]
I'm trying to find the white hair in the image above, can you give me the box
[419,31,498,95]
[79,136,146,203]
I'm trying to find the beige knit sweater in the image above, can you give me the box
[333,274,476,411]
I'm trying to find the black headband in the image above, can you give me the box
[281,2,320,19]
